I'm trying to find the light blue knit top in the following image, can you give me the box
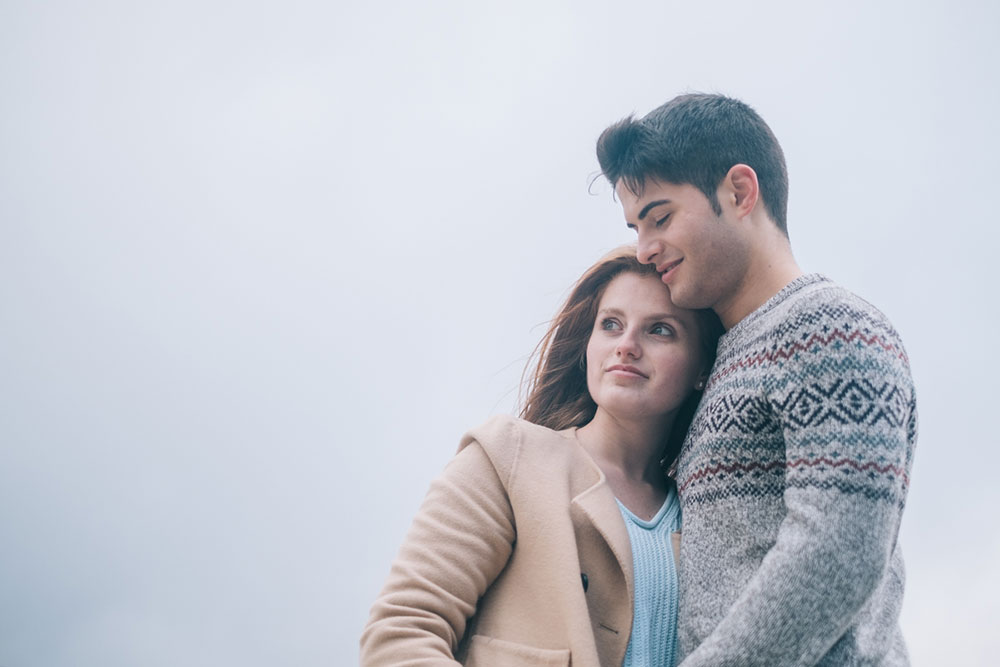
[616,484,681,667]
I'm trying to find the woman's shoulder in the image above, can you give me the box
[458,415,578,481]
[460,414,575,452]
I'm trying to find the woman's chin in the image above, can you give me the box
[594,400,677,426]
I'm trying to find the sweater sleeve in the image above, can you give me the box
[359,440,517,666]
[680,295,917,666]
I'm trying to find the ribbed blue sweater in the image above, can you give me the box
[616,484,681,667]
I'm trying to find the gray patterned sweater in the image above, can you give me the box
[676,274,916,666]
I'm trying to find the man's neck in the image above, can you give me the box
[715,229,803,330]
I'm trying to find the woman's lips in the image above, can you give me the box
[606,364,648,378]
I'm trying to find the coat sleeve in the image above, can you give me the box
[360,439,516,666]
[680,296,917,666]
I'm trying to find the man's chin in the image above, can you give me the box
[664,282,708,311]
[661,281,686,305]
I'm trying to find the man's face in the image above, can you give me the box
[615,179,751,317]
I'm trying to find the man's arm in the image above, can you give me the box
[681,298,917,666]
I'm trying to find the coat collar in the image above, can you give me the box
[566,429,634,603]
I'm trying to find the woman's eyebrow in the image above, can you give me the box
[597,308,688,327]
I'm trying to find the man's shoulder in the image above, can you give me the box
[790,277,891,317]
[717,275,911,382]
[762,276,903,345]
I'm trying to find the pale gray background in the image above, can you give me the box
[1,0,997,665]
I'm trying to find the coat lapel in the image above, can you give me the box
[570,461,633,607]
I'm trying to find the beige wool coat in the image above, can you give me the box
[360,414,681,667]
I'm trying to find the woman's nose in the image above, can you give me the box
[616,329,642,358]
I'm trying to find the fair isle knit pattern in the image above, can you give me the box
[676,275,916,667]
[616,486,681,667]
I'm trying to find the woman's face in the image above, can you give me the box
[585,272,706,423]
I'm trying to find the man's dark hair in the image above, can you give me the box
[596,93,789,235]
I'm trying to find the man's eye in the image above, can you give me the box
[655,214,670,228]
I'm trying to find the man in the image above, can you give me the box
[596,94,916,665]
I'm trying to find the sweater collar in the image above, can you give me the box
[719,273,830,347]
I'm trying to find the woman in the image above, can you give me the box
[360,247,723,666]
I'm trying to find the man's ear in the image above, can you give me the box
[721,164,759,219]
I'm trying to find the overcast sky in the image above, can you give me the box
[2,0,998,665]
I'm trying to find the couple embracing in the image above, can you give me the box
[361,94,917,667]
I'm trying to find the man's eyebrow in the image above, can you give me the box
[638,199,671,220]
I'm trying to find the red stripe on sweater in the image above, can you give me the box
[680,456,909,493]
[713,329,908,383]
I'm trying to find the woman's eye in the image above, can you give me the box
[650,323,674,336]
[655,213,670,227]
[600,318,621,331]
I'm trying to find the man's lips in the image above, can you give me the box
[656,258,683,282]
[606,364,648,378]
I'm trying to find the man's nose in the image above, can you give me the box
[636,233,661,265]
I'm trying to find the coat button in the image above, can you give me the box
[581,572,588,592]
